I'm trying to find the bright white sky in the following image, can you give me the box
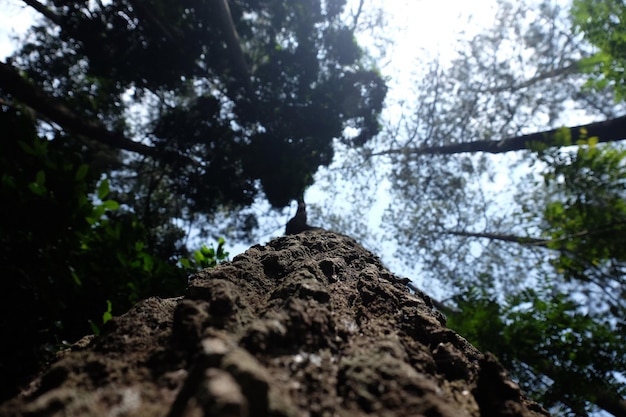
[0,0,498,63]
[375,1,498,59]
[0,1,37,59]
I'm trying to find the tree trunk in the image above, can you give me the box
[0,231,550,417]
[371,115,626,157]
[211,0,251,90]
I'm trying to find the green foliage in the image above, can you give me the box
[449,281,626,416]
[447,139,626,415]
[0,107,187,399]
[179,237,230,271]
[446,274,506,353]
[537,139,626,285]
[572,0,626,101]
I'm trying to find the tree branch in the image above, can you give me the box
[371,115,626,157]
[350,0,365,32]
[211,0,251,90]
[21,0,62,25]
[0,61,169,159]
[466,61,581,94]
[443,230,550,246]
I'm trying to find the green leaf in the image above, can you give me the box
[29,171,48,195]
[97,179,110,200]
[28,182,46,196]
[35,170,46,186]
[87,205,106,224]
[200,245,214,257]
[194,250,205,263]
[89,320,101,336]
[102,300,113,324]
[140,253,154,272]
[75,164,89,181]
[179,257,191,269]
[17,140,36,156]
[1,174,16,188]
[71,270,83,287]
[101,200,120,210]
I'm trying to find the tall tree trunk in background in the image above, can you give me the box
[371,115,626,158]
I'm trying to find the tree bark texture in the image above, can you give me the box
[0,231,551,417]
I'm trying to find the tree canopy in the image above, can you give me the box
[4,0,626,415]
[308,0,626,415]
[3,0,386,210]
[0,0,386,400]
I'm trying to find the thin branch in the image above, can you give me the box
[211,0,251,91]
[350,0,365,32]
[465,61,581,94]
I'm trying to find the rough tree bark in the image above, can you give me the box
[0,231,551,417]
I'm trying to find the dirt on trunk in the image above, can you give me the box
[0,231,550,417]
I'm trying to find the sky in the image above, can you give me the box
[0,0,504,269]
[0,0,504,272]
[0,1,38,59]
[0,0,499,73]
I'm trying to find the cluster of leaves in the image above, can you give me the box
[0,107,231,399]
[179,238,230,271]
[448,278,626,416]
[539,137,626,286]
[572,0,626,101]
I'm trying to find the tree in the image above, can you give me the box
[446,140,626,417]
[315,0,626,415]
[0,0,386,400]
[0,231,551,417]
[3,0,386,227]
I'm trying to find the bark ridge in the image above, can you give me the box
[0,231,550,417]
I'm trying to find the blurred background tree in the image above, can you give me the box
[324,0,626,415]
